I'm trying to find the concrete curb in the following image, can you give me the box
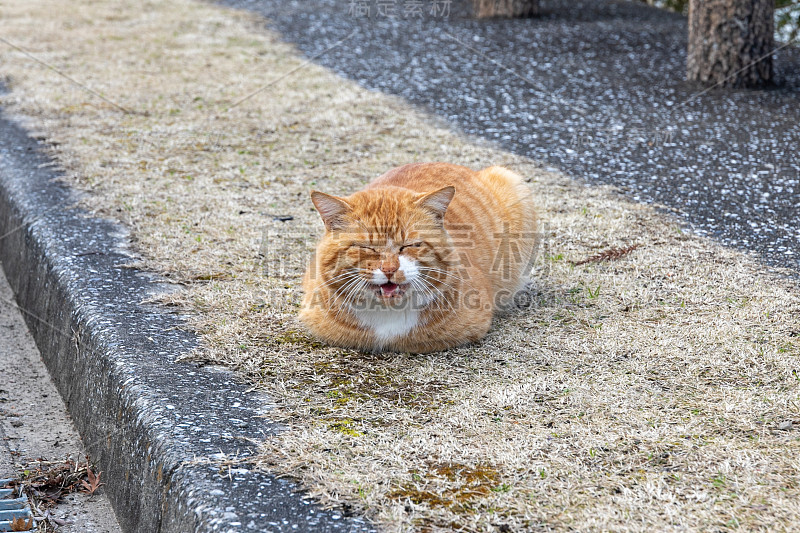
[0,113,375,533]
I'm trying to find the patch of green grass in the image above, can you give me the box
[328,419,363,437]
[586,284,601,299]
[272,329,326,349]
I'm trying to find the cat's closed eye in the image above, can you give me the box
[352,243,377,252]
[399,242,423,251]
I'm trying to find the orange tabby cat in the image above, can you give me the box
[300,162,537,353]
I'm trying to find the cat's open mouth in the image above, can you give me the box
[376,282,406,298]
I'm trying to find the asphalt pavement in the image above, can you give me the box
[219,0,800,274]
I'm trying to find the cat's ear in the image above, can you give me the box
[415,186,455,221]
[310,191,352,231]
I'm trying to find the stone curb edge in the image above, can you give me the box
[0,112,375,533]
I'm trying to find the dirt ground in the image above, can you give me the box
[0,267,121,532]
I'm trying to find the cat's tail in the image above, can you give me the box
[476,166,539,299]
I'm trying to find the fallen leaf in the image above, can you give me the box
[10,516,33,531]
[80,467,104,495]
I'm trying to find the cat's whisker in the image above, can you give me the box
[329,274,359,296]
[333,274,368,305]
[411,277,454,319]
[421,280,460,318]
[320,269,362,289]
[420,276,448,298]
[417,273,462,295]
[418,267,469,285]
[418,265,468,282]
[330,276,366,307]
[427,283,457,314]
[321,276,358,293]
[326,272,373,310]
[332,282,361,322]
[419,268,476,292]
[408,278,438,317]
[413,276,457,316]
[409,278,436,305]
[334,276,366,300]
[337,278,370,321]
[341,278,367,306]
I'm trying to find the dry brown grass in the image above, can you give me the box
[1,1,799,531]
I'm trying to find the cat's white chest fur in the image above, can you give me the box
[353,256,429,342]
[353,306,420,342]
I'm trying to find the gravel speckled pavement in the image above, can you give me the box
[219,0,800,274]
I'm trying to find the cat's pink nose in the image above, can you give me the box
[380,261,398,278]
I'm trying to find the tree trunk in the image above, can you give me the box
[687,0,774,88]
[472,0,540,18]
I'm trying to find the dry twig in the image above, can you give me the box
[571,244,640,266]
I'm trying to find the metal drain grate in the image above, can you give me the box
[0,479,33,532]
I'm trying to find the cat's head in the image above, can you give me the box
[309,185,455,309]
